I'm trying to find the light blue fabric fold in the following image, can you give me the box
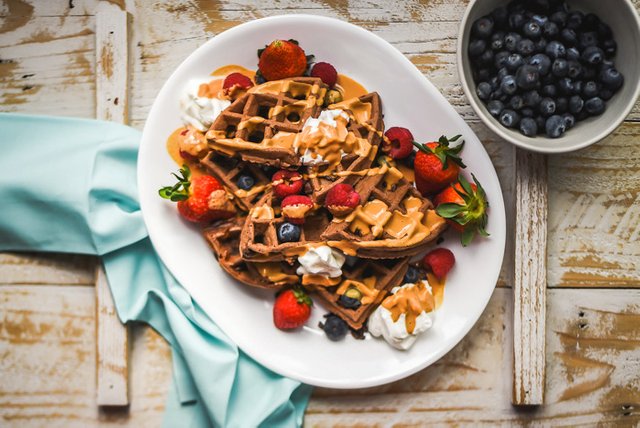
[0,113,312,427]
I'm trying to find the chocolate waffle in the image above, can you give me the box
[239,191,332,262]
[321,165,447,258]
[312,257,409,330]
[200,151,272,211]
[203,216,297,289]
[205,77,328,167]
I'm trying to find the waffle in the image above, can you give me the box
[202,216,298,289]
[205,77,328,168]
[321,165,447,258]
[312,257,409,330]
[200,151,273,211]
[239,191,332,262]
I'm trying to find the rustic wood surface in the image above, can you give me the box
[1,0,639,426]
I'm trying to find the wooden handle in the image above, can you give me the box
[513,148,548,406]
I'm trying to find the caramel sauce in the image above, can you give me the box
[382,281,435,334]
[426,272,446,310]
[197,79,224,98]
[256,263,298,284]
[251,205,274,219]
[302,274,341,287]
[329,98,372,123]
[211,64,256,79]
[335,73,368,99]
[281,203,313,219]
[165,127,204,177]
[337,277,378,305]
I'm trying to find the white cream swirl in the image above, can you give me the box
[296,246,345,278]
[180,80,230,132]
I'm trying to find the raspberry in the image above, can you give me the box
[272,170,304,198]
[310,62,338,88]
[383,127,414,160]
[281,195,313,225]
[222,72,254,98]
[422,248,456,280]
[325,184,360,216]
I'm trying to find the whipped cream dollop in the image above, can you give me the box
[296,109,349,166]
[180,80,230,132]
[296,245,346,278]
[368,281,435,350]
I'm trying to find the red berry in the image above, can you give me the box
[383,127,414,160]
[281,195,313,224]
[422,248,456,280]
[259,40,307,81]
[325,183,360,216]
[273,288,313,330]
[222,72,254,97]
[272,170,304,198]
[413,135,466,196]
[310,62,338,88]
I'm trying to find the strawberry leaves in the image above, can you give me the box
[159,164,191,202]
[292,286,313,306]
[413,134,466,170]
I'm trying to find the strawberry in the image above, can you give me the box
[258,39,308,81]
[281,195,313,224]
[222,72,254,99]
[159,165,235,223]
[272,169,304,198]
[433,174,489,246]
[273,287,313,330]
[310,62,338,88]
[383,127,414,160]
[422,248,455,280]
[413,135,466,196]
[325,183,360,216]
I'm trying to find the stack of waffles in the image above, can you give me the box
[199,77,447,330]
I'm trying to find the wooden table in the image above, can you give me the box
[1,1,639,425]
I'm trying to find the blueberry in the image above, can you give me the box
[558,77,573,95]
[490,32,506,51]
[476,82,492,100]
[473,68,491,83]
[541,84,557,98]
[277,222,301,243]
[403,266,421,284]
[550,10,567,27]
[599,67,624,91]
[499,109,520,128]
[599,88,614,101]
[521,107,535,117]
[546,41,566,59]
[519,117,538,137]
[562,113,576,129]
[582,81,599,98]
[582,46,604,65]
[602,39,617,58]
[497,66,510,81]
[552,58,569,77]
[556,97,569,114]
[576,110,590,121]
[523,88,541,106]
[491,89,507,101]
[560,28,578,46]
[572,80,584,96]
[578,32,599,50]
[505,32,522,51]
[494,51,510,69]
[477,49,494,67]
[344,255,359,267]
[582,13,600,31]
[585,97,605,115]
[321,314,349,341]
[568,95,584,114]
[501,75,518,95]
[582,67,597,81]
[543,21,559,38]
[236,174,255,190]
[509,95,525,110]
[506,53,525,71]
[255,73,266,84]
[539,97,556,117]
[534,38,548,53]
[338,295,361,310]
[545,115,567,138]
[529,53,551,75]
[516,65,539,90]
[489,76,500,90]
[597,21,613,39]
[509,13,526,31]
[566,11,584,30]
[523,21,542,39]
[517,38,536,56]
[600,59,615,71]
[487,100,505,117]
[468,39,487,58]
[531,14,548,26]
[491,6,509,29]
[535,115,546,131]
[567,61,582,79]
[472,16,494,39]
[566,47,580,61]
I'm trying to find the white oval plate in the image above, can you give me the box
[138,15,506,389]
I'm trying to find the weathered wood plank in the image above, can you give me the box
[513,150,548,405]
[0,252,95,285]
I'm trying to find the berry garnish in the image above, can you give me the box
[236,174,255,190]
[325,183,360,217]
[310,62,338,88]
[258,39,308,81]
[412,135,465,196]
[272,169,304,198]
[434,174,489,246]
[277,222,301,243]
[422,248,456,280]
[338,294,361,310]
[403,266,422,284]
[222,72,254,98]
[320,314,349,341]
[383,127,414,160]
[273,287,312,330]
[281,195,313,225]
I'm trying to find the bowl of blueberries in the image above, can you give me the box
[457,0,640,153]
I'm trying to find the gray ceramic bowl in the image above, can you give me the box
[457,0,640,153]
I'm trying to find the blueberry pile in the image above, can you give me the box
[469,0,624,138]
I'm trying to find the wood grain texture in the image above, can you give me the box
[513,151,548,405]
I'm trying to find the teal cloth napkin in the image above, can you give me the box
[0,113,312,427]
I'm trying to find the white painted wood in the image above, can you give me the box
[513,149,548,406]
[95,1,129,407]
